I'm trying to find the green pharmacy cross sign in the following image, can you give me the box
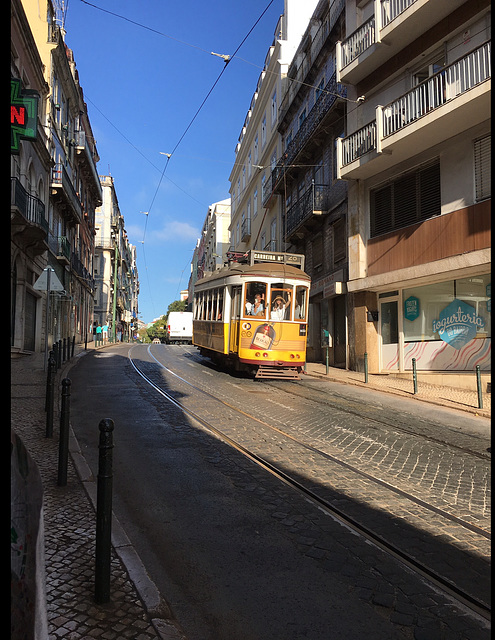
[11,78,39,154]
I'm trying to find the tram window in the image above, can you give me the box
[217,290,224,320]
[194,293,203,320]
[270,284,293,321]
[244,282,267,318]
[295,286,308,320]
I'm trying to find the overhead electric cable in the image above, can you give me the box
[78,0,360,103]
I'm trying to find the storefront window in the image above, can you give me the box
[403,274,491,342]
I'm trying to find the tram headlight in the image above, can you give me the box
[263,352,268,358]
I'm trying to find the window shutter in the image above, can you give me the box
[418,162,441,221]
[370,160,440,237]
[474,136,491,201]
[371,184,392,236]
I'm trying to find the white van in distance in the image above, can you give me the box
[166,311,193,344]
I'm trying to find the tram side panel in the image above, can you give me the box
[192,320,229,354]
[238,320,307,368]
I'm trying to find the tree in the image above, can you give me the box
[166,300,187,315]
[146,315,167,342]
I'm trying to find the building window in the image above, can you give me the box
[312,234,323,270]
[271,90,277,127]
[333,218,346,264]
[285,129,292,150]
[299,108,307,130]
[254,135,259,163]
[261,115,267,147]
[315,77,325,101]
[474,135,491,201]
[253,189,258,218]
[370,160,440,237]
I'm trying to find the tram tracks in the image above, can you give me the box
[128,345,491,622]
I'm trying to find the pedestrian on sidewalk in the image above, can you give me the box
[95,324,102,346]
[102,323,109,344]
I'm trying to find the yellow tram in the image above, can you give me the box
[193,251,311,380]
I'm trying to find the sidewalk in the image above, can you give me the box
[11,341,186,640]
[11,341,490,639]
[303,361,491,419]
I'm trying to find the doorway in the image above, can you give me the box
[379,297,399,370]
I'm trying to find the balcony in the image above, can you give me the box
[337,0,467,85]
[11,177,48,253]
[272,73,347,191]
[74,130,103,205]
[241,217,251,242]
[47,233,71,264]
[338,41,491,180]
[51,163,83,224]
[71,253,95,290]
[278,0,345,123]
[285,183,332,239]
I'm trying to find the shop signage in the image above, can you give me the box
[11,78,39,153]
[432,299,484,350]
[404,296,420,321]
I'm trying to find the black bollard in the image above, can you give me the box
[63,337,67,362]
[476,365,483,409]
[364,352,368,383]
[53,342,58,371]
[45,352,57,437]
[57,379,71,486]
[71,335,76,358]
[45,349,55,412]
[412,358,418,394]
[95,418,114,604]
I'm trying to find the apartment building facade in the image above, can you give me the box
[11,0,51,354]
[336,0,491,382]
[12,0,102,355]
[188,199,231,308]
[228,0,320,260]
[270,0,349,365]
[94,176,139,341]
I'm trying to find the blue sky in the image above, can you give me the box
[63,0,284,324]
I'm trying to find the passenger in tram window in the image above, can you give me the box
[271,293,291,321]
[252,293,265,317]
[245,283,267,317]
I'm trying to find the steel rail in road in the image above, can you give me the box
[128,344,491,623]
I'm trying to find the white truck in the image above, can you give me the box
[166,311,193,344]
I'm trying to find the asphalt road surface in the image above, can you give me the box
[68,343,490,640]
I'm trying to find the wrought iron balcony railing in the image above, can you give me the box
[11,177,48,234]
[51,163,83,222]
[285,183,330,238]
[272,73,347,191]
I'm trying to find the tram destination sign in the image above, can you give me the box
[249,250,305,269]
